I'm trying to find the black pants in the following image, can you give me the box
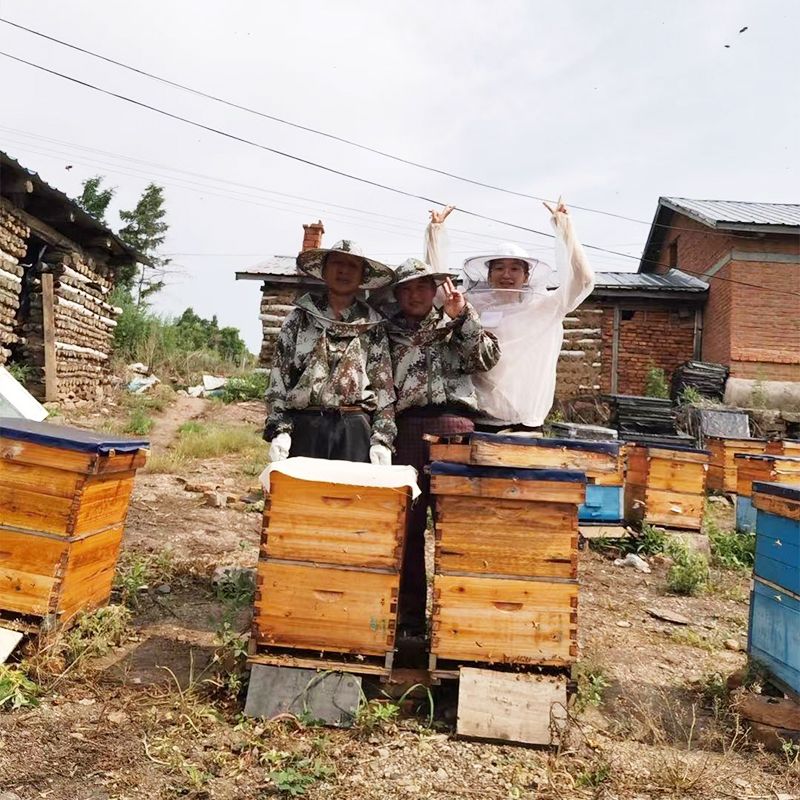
[288,410,371,462]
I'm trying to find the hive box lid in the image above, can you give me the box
[471,432,620,456]
[752,482,800,502]
[0,417,149,454]
[430,461,586,483]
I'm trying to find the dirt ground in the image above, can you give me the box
[1,397,799,800]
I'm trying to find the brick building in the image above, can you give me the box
[640,197,800,381]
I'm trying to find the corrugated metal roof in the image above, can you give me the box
[0,151,144,263]
[593,269,708,292]
[236,255,298,279]
[661,197,800,230]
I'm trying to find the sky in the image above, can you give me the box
[1,1,798,352]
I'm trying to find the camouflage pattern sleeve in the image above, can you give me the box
[450,302,501,373]
[365,324,397,449]
[263,310,302,441]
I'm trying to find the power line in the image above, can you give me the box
[1,52,797,298]
[0,16,747,239]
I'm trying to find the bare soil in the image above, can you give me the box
[1,397,799,800]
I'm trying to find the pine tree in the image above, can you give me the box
[76,175,115,224]
[118,184,171,306]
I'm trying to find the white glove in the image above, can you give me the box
[369,444,392,466]
[268,432,291,462]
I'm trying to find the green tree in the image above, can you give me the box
[75,175,115,224]
[118,184,171,306]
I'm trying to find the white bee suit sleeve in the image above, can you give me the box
[425,221,453,308]
[468,211,594,427]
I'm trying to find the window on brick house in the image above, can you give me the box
[621,309,636,321]
[668,239,679,269]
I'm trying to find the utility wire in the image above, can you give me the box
[1,51,797,298]
[0,16,750,238]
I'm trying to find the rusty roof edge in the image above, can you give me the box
[1,151,148,266]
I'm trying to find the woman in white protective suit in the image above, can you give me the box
[427,200,595,431]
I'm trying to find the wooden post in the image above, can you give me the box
[610,305,620,394]
[41,272,57,402]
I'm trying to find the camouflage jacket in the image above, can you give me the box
[264,292,396,447]
[388,302,500,414]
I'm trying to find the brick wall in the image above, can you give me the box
[594,299,698,396]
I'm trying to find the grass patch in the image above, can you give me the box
[143,451,188,474]
[707,517,755,572]
[114,550,177,608]
[574,661,610,712]
[669,628,715,651]
[65,605,132,663]
[174,422,268,461]
[667,545,709,596]
[123,405,154,435]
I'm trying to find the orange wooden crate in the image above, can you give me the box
[0,418,148,623]
[625,444,709,531]
[706,436,767,493]
[253,470,410,661]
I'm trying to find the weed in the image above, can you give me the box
[114,550,176,608]
[65,605,131,663]
[781,739,800,773]
[6,361,32,385]
[122,384,176,413]
[0,665,40,710]
[635,523,668,555]
[706,517,755,572]
[669,628,714,652]
[221,371,269,403]
[574,662,609,712]
[214,569,255,608]
[356,698,400,731]
[680,386,703,405]
[177,420,204,435]
[123,405,154,435]
[269,760,333,796]
[575,759,611,787]
[666,544,709,596]
[645,366,669,399]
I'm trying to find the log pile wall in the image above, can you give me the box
[21,250,118,401]
[258,283,300,366]
[0,207,28,365]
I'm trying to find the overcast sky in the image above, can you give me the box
[1,1,798,351]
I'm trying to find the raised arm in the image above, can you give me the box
[544,199,595,315]
[441,277,501,373]
[424,205,455,271]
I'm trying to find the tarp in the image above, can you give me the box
[260,456,421,499]
[430,460,586,483]
[0,417,149,454]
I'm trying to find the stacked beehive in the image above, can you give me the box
[767,440,800,458]
[748,482,800,697]
[427,451,584,675]
[251,460,414,675]
[734,454,800,532]
[706,436,768,493]
[22,251,119,401]
[625,444,710,531]
[0,418,148,626]
[0,207,28,364]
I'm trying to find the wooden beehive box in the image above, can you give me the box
[735,454,800,533]
[748,482,800,698]
[252,463,413,670]
[706,436,768,493]
[767,439,800,458]
[0,418,149,625]
[625,443,709,531]
[429,433,624,525]
[429,461,584,671]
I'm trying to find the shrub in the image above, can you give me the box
[644,366,670,399]
[680,386,702,405]
[221,372,269,403]
[708,526,755,572]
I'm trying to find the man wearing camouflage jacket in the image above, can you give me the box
[264,240,397,464]
[385,209,500,633]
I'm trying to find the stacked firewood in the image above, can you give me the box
[22,250,119,401]
[258,286,298,365]
[0,207,28,365]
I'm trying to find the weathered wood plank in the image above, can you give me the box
[435,495,576,531]
[456,668,567,745]
[431,474,585,505]
[41,272,58,402]
[753,492,800,521]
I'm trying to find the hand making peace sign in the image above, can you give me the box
[429,205,455,225]
[441,277,466,319]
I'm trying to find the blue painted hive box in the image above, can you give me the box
[735,454,800,533]
[748,481,800,697]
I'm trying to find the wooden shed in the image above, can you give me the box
[0,152,142,402]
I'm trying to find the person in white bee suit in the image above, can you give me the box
[428,200,595,430]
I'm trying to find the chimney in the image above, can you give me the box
[302,220,325,251]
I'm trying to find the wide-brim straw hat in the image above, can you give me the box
[462,241,550,287]
[393,257,452,287]
[297,239,394,290]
